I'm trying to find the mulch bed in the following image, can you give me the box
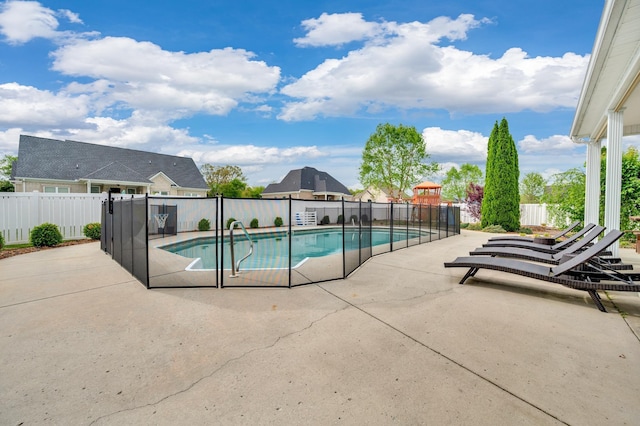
[0,239,97,260]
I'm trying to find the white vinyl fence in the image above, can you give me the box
[0,193,106,244]
[455,203,558,227]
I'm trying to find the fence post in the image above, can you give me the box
[341,197,346,279]
[390,201,394,252]
[405,203,409,245]
[215,196,219,289]
[418,203,422,244]
[358,200,362,266]
[145,194,150,289]
[220,195,224,289]
[446,205,450,237]
[288,195,292,288]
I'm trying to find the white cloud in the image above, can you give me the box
[518,134,579,153]
[422,127,487,161]
[67,113,200,149]
[58,9,82,24]
[179,145,324,165]
[0,1,86,44]
[0,82,90,127]
[294,12,382,47]
[52,37,281,120]
[0,110,200,154]
[0,127,28,153]
[0,1,58,44]
[422,128,590,183]
[279,13,588,121]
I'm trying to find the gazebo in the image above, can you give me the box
[411,181,442,205]
[570,0,640,256]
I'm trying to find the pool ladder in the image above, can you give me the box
[229,220,254,278]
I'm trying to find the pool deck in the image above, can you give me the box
[1,230,639,425]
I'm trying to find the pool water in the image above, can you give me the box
[161,228,425,270]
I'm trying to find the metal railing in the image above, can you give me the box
[228,220,254,278]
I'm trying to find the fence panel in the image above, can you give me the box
[344,201,361,277]
[132,198,148,287]
[148,196,218,288]
[0,192,105,244]
[104,196,461,290]
[220,197,291,288]
[452,203,559,227]
[290,199,345,286]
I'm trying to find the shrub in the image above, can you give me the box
[483,224,506,233]
[30,223,63,247]
[460,223,470,229]
[320,215,330,225]
[466,223,483,231]
[518,227,533,234]
[250,218,259,228]
[0,232,4,250]
[274,216,283,227]
[198,218,211,231]
[226,217,238,229]
[83,222,101,240]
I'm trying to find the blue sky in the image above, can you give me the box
[0,0,614,188]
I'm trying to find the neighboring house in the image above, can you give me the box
[353,186,410,203]
[11,135,208,196]
[262,166,351,200]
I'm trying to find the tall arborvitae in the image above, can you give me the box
[481,118,520,231]
[481,121,499,227]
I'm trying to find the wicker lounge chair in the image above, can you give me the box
[444,230,640,312]
[481,223,597,253]
[487,220,581,242]
[471,225,630,270]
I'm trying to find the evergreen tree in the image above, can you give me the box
[481,118,520,231]
[481,122,499,227]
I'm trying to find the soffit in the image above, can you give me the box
[571,0,640,141]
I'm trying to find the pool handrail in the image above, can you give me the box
[229,221,254,278]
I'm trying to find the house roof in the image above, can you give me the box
[570,0,640,141]
[263,166,350,195]
[413,181,441,190]
[353,186,409,202]
[12,135,208,189]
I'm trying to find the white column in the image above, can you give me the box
[604,109,624,257]
[584,139,601,228]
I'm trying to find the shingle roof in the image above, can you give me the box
[83,161,152,183]
[263,166,350,195]
[13,135,208,189]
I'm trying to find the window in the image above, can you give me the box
[127,188,137,194]
[44,186,70,193]
[183,192,199,197]
[153,191,169,196]
[90,185,101,193]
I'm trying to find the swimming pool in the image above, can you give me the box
[160,227,427,270]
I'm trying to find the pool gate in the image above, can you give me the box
[102,195,460,289]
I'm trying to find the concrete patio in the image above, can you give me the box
[1,230,639,425]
